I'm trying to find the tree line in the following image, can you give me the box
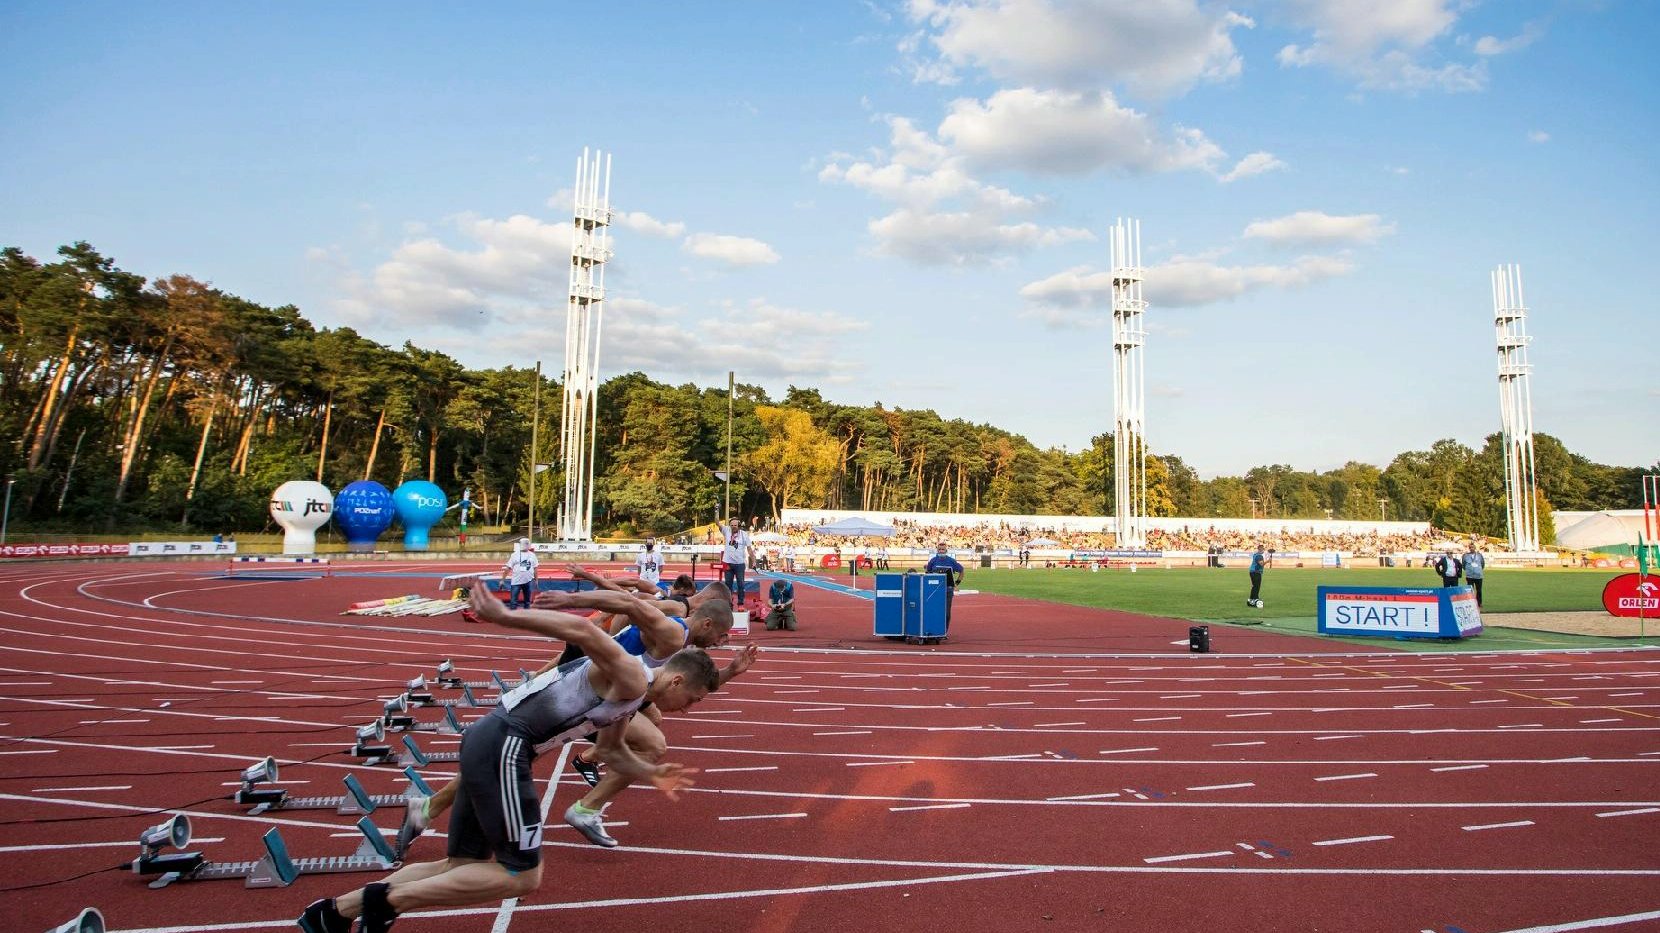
[2,242,1651,541]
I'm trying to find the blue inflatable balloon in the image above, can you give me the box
[392,481,448,551]
[334,480,395,550]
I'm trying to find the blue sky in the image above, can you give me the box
[3,1,1655,477]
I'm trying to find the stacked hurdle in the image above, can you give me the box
[226,555,331,577]
[346,594,467,617]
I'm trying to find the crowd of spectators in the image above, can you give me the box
[761,519,1466,556]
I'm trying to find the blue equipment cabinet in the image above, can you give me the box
[873,573,906,638]
[872,572,949,643]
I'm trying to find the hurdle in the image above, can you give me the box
[226,555,332,577]
[134,816,397,889]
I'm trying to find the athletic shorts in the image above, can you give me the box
[448,713,543,871]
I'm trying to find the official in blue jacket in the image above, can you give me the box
[924,543,965,632]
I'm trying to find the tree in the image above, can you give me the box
[746,406,840,520]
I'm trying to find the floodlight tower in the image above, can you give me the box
[1111,218,1148,548]
[557,148,612,542]
[1492,264,1540,553]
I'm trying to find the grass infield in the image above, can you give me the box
[967,565,1655,652]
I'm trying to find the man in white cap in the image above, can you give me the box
[501,538,539,609]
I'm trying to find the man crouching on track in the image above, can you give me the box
[297,586,716,933]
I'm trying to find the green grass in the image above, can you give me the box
[968,565,1654,652]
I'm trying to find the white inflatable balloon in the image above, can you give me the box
[270,481,334,555]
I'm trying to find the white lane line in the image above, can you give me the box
[1099,747,1159,755]
[0,681,52,686]
[1489,908,1660,933]
[0,749,57,756]
[691,735,753,739]
[1213,741,1266,747]
[792,707,845,713]
[1314,773,1378,782]
[1393,704,1435,709]
[79,718,149,724]
[1431,764,1489,772]
[1076,698,1116,703]
[1312,835,1393,846]
[1046,792,1120,801]
[687,710,744,715]
[889,803,972,812]
[1187,783,1255,792]
[1062,668,1095,673]
[0,837,225,853]
[1463,821,1535,831]
[154,745,214,750]
[1031,683,1070,688]
[1144,850,1233,864]
[846,760,914,768]
[989,701,1034,707]
[1161,694,1202,699]
[812,731,873,736]
[1471,699,1508,704]
[1314,735,1362,741]
[704,767,778,774]
[1610,692,1643,698]
[771,689,819,695]
[1498,723,1545,729]
[1035,722,1086,728]
[1580,719,1622,724]
[1594,808,1659,818]
[32,785,133,792]
[1133,716,1181,722]
[220,780,310,787]
[718,812,809,822]
[1227,712,1272,718]
[211,680,264,684]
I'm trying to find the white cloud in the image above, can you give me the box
[615,210,686,239]
[681,233,781,266]
[873,208,1092,266]
[820,114,1094,265]
[1018,254,1357,321]
[1527,130,1550,144]
[1474,23,1544,57]
[1243,210,1394,246]
[906,0,1253,98]
[1275,0,1488,92]
[938,87,1226,175]
[1219,151,1288,183]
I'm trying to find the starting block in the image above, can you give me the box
[137,818,396,889]
[432,660,526,692]
[237,769,420,816]
[400,734,458,766]
[226,556,332,577]
[378,695,461,734]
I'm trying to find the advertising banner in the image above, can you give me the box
[1317,586,1482,639]
[0,542,131,559]
[1601,574,1660,617]
[130,541,238,557]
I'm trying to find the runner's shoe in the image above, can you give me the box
[394,795,429,859]
[298,898,351,933]
[460,609,482,624]
[564,802,618,847]
[570,755,602,788]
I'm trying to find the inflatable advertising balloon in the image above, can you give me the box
[392,480,447,551]
[269,481,333,555]
[333,480,395,551]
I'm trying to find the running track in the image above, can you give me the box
[1,560,1657,933]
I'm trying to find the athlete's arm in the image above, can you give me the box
[467,587,630,666]
[569,565,660,596]
[716,642,759,688]
[534,589,682,657]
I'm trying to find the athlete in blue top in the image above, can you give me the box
[924,542,966,632]
[300,587,713,933]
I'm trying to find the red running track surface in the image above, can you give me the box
[0,560,1657,933]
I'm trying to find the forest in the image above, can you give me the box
[2,242,1652,541]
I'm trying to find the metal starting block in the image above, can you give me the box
[400,735,458,766]
[238,772,420,816]
[138,818,396,889]
[380,695,463,734]
[432,659,525,692]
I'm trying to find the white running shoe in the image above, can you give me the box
[564,802,618,848]
[395,795,429,859]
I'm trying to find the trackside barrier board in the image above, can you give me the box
[1316,585,1482,639]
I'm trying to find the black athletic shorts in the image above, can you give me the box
[448,713,543,872]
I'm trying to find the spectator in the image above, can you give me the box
[924,542,965,634]
[1462,539,1486,606]
[876,545,890,570]
[634,535,664,587]
[783,543,797,574]
[500,538,538,609]
[1438,549,1463,588]
[766,577,797,631]
[720,518,752,610]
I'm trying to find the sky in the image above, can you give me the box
[2,1,1656,478]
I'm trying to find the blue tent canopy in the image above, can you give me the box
[814,517,896,538]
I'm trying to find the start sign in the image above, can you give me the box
[1602,574,1660,617]
[1316,586,1483,640]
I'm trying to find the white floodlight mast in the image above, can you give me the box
[1492,264,1540,553]
[558,149,612,542]
[1111,218,1148,548]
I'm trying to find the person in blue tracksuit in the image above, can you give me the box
[924,543,965,632]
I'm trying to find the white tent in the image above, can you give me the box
[1555,511,1647,551]
[751,531,790,543]
[814,516,897,537]
[1023,537,1060,547]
